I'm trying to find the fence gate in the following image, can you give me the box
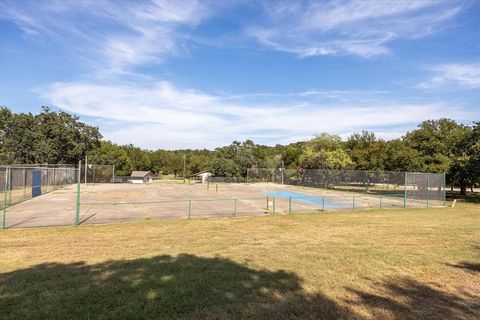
[32,169,41,198]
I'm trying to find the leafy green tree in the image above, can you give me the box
[87,141,132,176]
[0,106,101,164]
[347,131,387,171]
[121,145,151,171]
[299,134,353,169]
[404,119,472,193]
[384,139,424,172]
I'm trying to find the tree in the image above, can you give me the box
[0,106,101,164]
[299,134,353,169]
[404,119,472,193]
[347,131,387,171]
[384,139,424,172]
[87,141,132,176]
[121,145,151,171]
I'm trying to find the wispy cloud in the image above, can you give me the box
[40,80,472,149]
[0,0,214,75]
[417,63,480,89]
[249,0,463,58]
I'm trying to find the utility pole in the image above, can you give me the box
[183,154,186,184]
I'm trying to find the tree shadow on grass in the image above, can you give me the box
[447,261,480,273]
[345,276,480,320]
[0,254,354,320]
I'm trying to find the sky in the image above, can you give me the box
[0,0,479,150]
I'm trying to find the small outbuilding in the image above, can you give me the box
[129,171,154,184]
[193,171,213,184]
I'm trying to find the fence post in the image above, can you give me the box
[216,184,218,193]
[352,196,355,211]
[23,168,26,200]
[3,167,8,229]
[443,172,446,207]
[233,199,237,217]
[403,173,407,208]
[380,196,382,209]
[288,197,291,214]
[75,162,81,226]
[322,197,325,211]
[266,196,269,211]
[46,168,49,193]
[272,197,276,214]
[427,173,430,207]
[188,199,192,219]
[8,168,12,206]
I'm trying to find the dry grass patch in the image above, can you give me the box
[0,204,479,319]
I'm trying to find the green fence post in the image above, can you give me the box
[8,168,12,206]
[403,172,407,208]
[23,168,26,200]
[233,199,237,217]
[75,163,81,226]
[288,197,292,214]
[188,199,192,219]
[272,197,276,214]
[352,196,355,211]
[3,167,8,229]
[427,173,430,207]
[46,168,49,193]
[443,172,446,207]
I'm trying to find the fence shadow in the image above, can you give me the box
[345,276,479,319]
[0,254,355,319]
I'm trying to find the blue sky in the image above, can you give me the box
[0,0,479,150]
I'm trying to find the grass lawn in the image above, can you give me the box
[0,204,479,319]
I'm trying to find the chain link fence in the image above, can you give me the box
[247,168,445,207]
[1,165,78,228]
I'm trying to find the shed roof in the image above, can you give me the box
[130,171,153,178]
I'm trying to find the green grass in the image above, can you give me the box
[0,204,479,319]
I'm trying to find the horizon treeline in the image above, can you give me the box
[1,106,479,194]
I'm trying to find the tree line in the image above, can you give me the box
[1,107,479,194]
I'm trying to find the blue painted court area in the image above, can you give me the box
[265,191,352,209]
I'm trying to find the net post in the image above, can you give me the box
[2,167,8,229]
[75,161,81,226]
[288,196,291,214]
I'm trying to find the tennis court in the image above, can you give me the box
[1,180,434,229]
